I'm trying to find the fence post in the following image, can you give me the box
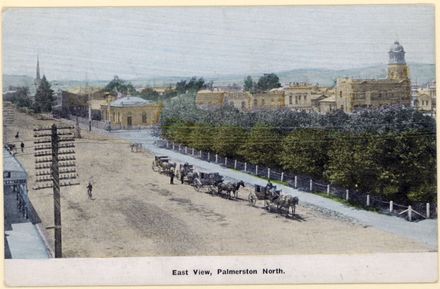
[256,165,258,175]
[267,168,271,179]
[309,179,313,191]
[294,176,297,188]
[166,141,169,148]
[215,154,218,163]
[244,162,247,172]
[426,203,430,219]
[199,150,202,157]
[326,184,330,195]
[280,172,284,182]
[179,144,181,151]
[389,201,393,213]
[408,205,412,221]
[366,194,370,206]
[185,146,187,154]
[172,143,175,150]
[225,157,227,166]
[192,148,194,155]
[208,152,210,161]
[234,160,237,169]
[345,189,349,201]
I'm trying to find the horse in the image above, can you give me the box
[160,161,176,174]
[217,180,245,199]
[274,194,299,216]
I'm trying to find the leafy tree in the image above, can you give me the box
[373,131,436,203]
[244,76,255,92]
[175,77,207,94]
[212,125,247,157]
[240,123,281,166]
[280,129,332,178]
[34,75,54,113]
[104,75,137,95]
[10,86,32,108]
[188,123,215,151]
[325,133,381,193]
[139,87,159,101]
[256,73,281,91]
[166,121,193,145]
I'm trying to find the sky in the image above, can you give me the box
[2,5,435,81]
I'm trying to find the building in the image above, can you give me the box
[415,81,436,113]
[249,88,285,110]
[318,95,337,113]
[101,96,162,129]
[195,89,226,109]
[224,91,252,111]
[335,41,411,113]
[3,148,51,258]
[284,83,334,112]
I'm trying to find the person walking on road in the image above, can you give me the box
[20,142,24,153]
[87,182,93,199]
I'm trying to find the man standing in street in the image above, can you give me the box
[87,182,93,199]
[20,142,24,153]
[170,170,175,184]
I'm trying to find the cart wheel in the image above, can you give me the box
[193,179,202,192]
[248,193,257,206]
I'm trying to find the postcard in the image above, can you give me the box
[2,3,438,286]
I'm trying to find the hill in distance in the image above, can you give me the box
[3,63,435,92]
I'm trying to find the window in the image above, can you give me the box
[142,112,147,123]
[299,95,302,101]
[254,99,257,107]
[289,95,292,105]
[340,91,342,98]
[304,94,307,101]
[295,96,298,105]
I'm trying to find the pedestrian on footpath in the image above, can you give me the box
[87,182,93,199]
[170,170,175,184]
[20,142,24,153]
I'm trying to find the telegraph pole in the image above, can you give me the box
[51,124,62,257]
[34,124,79,258]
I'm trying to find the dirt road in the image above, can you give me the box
[6,112,431,257]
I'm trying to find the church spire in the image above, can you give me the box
[36,55,41,82]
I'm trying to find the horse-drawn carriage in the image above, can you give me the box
[248,184,299,216]
[152,155,176,175]
[176,163,197,184]
[192,172,224,193]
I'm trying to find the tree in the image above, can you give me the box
[280,129,332,179]
[104,75,137,95]
[325,132,380,193]
[212,125,247,157]
[139,87,159,101]
[239,123,281,166]
[244,76,255,92]
[10,86,32,109]
[34,75,54,113]
[257,73,281,91]
[188,123,215,151]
